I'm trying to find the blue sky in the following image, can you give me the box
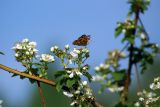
[0,0,160,106]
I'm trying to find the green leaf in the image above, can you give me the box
[20,75,25,80]
[29,78,36,84]
[54,70,66,78]
[66,79,76,88]
[11,74,18,77]
[83,72,92,82]
[0,51,4,55]
[56,82,63,92]
[112,71,125,81]
[115,28,122,38]
[122,36,134,44]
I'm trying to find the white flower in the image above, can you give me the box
[122,29,126,34]
[108,86,124,93]
[94,66,100,71]
[134,102,140,107]
[76,71,82,76]
[104,64,110,69]
[65,44,70,49]
[40,54,55,62]
[82,66,87,70]
[22,38,29,43]
[50,46,58,52]
[120,52,126,58]
[69,60,72,64]
[33,49,38,53]
[29,41,37,48]
[67,70,72,74]
[82,48,89,53]
[100,63,104,68]
[74,90,80,94]
[73,48,80,54]
[70,51,78,59]
[26,51,30,55]
[63,91,73,97]
[139,97,144,101]
[70,101,77,106]
[140,32,146,40]
[13,43,22,50]
[69,72,74,78]
[154,77,160,82]
[150,83,154,90]
[92,75,104,81]
[82,81,87,86]
[15,53,19,57]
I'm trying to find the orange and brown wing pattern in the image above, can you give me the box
[73,34,90,46]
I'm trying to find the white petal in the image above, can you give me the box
[69,72,74,78]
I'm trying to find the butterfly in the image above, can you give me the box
[72,34,90,46]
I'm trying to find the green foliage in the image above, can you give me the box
[128,0,150,15]
[94,0,159,106]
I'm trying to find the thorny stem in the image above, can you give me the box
[120,5,140,103]
[0,64,55,86]
[37,81,46,107]
[0,64,103,107]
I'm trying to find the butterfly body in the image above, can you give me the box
[73,34,90,46]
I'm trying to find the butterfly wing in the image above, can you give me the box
[73,35,90,46]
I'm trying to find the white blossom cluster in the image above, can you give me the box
[63,81,94,106]
[12,38,38,62]
[50,45,89,68]
[67,69,82,78]
[51,45,94,106]
[94,49,126,72]
[135,90,159,107]
[12,38,55,78]
[12,38,55,63]
[135,77,160,107]
[93,49,126,94]
[150,77,160,90]
[0,100,3,107]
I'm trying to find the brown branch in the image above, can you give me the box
[37,81,46,107]
[0,64,56,86]
[120,6,140,103]
[0,64,103,107]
